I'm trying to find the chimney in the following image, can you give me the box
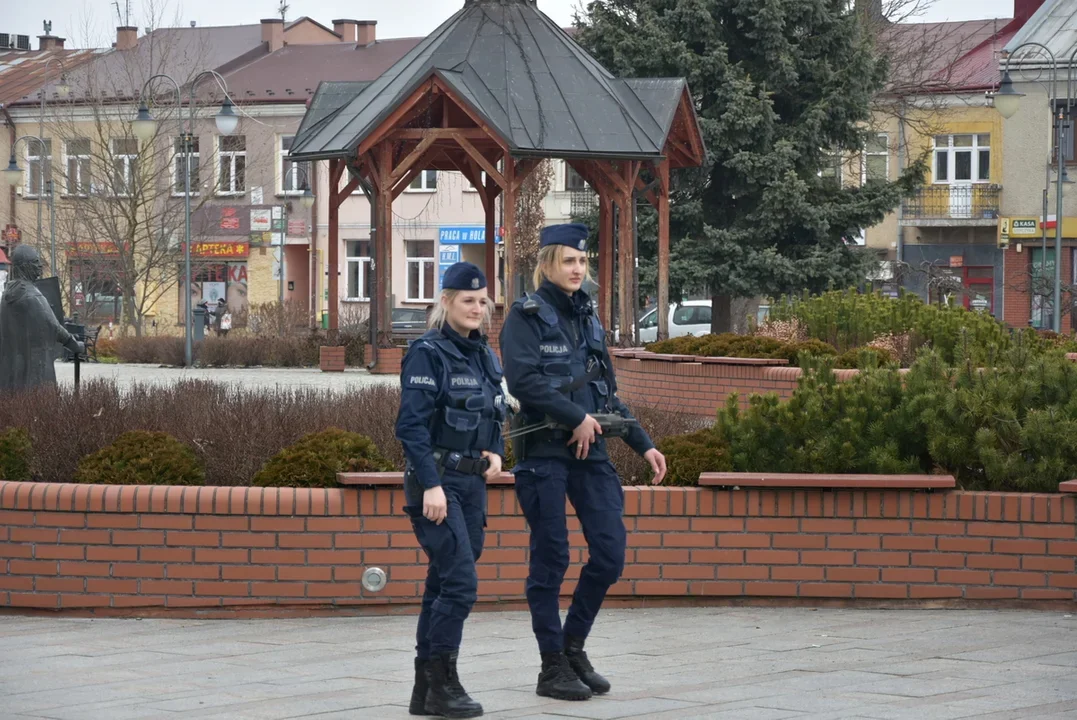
[333,19,358,43]
[1013,0,1046,24]
[115,26,137,50]
[38,34,66,51]
[357,20,376,46]
[261,18,284,52]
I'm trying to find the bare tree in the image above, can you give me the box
[514,159,554,291]
[38,3,269,335]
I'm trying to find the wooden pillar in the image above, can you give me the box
[503,156,517,304]
[375,142,394,345]
[598,191,614,329]
[617,187,633,345]
[484,190,496,300]
[327,159,341,332]
[657,159,671,341]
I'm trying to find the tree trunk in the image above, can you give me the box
[711,293,732,334]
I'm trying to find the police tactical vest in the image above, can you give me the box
[416,330,505,454]
[517,293,611,412]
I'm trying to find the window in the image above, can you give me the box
[407,170,437,192]
[1031,248,1055,329]
[406,240,435,301]
[218,136,246,195]
[673,305,712,326]
[863,134,889,184]
[111,138,138,196]
[173,136,199,196]
[279,136,309,195]
[639,310,658,329]
[66,138,90,196]
[26,139,51,197]
[933,134,990,183]
[346,240,372,300]
[565,165,586,191]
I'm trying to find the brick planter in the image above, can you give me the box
[318,346,345,373]
[2,476,1076,616]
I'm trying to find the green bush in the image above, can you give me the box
[75,431,204,486]
[646,333,839,363]
[833,346,895,369]
[252,428,394,488]
[655,427,731,486]
[0,427,32,481]
[765,289,1021,364]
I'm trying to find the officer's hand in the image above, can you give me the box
[644,448,667,485]
[568,414,604,460]
[481,451,502,482]
[423,486,448,525]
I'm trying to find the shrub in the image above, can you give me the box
[646,333,839,363]
[0,427,32,481]
[74,431,204,486]
[252,428,395,488]
[115,336,186,365]
[655,426,731,486]
[833,346,895,369]
[113,332,366,368]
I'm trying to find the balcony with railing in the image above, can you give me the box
[900,184,1001,226]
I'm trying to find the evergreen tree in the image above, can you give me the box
[576,0,925,331]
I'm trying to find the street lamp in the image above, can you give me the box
[998,44,1077,333]
[134,71,239,368]
[38,56,68,278]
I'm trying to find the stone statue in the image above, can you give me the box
[0,245,83,392]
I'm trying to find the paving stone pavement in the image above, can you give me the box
[53,362,399,392]
[2,607,1076,719]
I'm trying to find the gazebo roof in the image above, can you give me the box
[290,0,704,163]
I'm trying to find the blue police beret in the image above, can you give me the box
[441,261,487,291]
[540,223,589,252]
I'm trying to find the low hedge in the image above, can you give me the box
[114,330,367,368]
[253,429,395,488]
[645,333,893,369]
[74,431,205,486]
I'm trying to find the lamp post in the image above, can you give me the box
[278,163,314,318]
[133,71,239,367]
[997,44,1077,333]
[2,135,54,274]
[39,56,68,277]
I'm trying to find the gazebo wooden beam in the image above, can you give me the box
[388,135,437,187]
[655,158,671,341]
[453,132,508,190]
[357,78,439,157]
[391,128,490,140]
[566,159,617,328]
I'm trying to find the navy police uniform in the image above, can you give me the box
[500,224,655,700]
[395,262,503,719]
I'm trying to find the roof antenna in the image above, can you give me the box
[278,0,289,22]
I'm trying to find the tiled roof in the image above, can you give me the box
[0,49,100,106]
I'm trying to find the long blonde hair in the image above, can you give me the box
[532,244,595,291]
[428,289,493,335]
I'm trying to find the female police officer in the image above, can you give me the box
[500,223,668,701]
[395,262,505,718]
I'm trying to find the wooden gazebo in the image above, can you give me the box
[290,0,705,368]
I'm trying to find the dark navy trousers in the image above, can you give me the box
[513,457,626,653]
[405,471,487,658]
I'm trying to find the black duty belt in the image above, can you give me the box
[433,449,490,476]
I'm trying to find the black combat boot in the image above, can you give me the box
[564,635,611,694]
[423,651,483,718]
[409,657,433,715]
[535,651,593,701]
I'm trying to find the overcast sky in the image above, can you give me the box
[11,0,1020,49]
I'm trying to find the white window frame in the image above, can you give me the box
[279,135,309,196]
[25,139,52,198]
[172,135,200,197]
[565,164,586,191]
[932,134,991,185]
[406,170,437,193]
[406,240,436,301]
[345,240,372,301]
[217,135,246,196]
[111,138,138,197]
[862,133,889,185]
[65,138,91,197]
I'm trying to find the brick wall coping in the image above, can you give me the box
[700,473,957,490]
[337,472,515,486]
[611,349,790,366]
[1060,480,1077,493]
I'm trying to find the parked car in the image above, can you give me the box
[637,300,713,343]
[392,307,428,335]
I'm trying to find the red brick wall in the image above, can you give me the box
[612,352,813,417]
[2,480,1075,614]
[1003,244,1076,330]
